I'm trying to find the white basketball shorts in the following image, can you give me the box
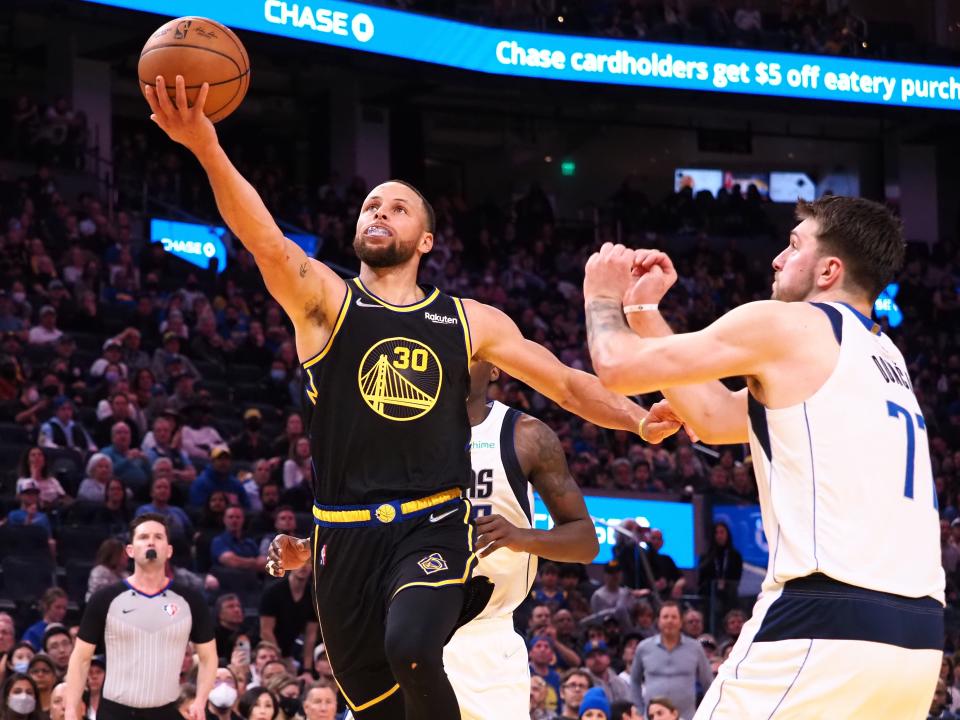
[694,574,943,719]
[444,615,530,720]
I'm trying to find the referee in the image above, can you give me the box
[64,514,217,720]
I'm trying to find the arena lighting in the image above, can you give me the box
[532,494,696,567]
[79,0,960,111]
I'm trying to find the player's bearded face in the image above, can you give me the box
[771,225,819,302]
[353,231,418,268]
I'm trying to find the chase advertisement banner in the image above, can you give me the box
[83,0,960,111]
[534,493,696,568]
[150,217,228,273]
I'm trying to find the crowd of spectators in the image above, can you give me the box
[0,122,958,719]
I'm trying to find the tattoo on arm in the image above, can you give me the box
[299,262,308,278]
[516,417,588,522]
[585,298,633,349]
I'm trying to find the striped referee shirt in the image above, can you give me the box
[79,580,214,708]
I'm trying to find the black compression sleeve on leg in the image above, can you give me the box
[383,585,465,720]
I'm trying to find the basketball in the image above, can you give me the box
[138,16,250,123]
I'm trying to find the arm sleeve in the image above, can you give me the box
[78,585,120,646]
[211,534,228,563]
[697,644,714,691]
[630,644,645,708]
[180,584,215,644]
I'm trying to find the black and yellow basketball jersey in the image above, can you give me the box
[301,277,473,505]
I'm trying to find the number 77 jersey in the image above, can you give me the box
[747,301,944,602]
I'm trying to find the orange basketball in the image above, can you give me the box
[138,16,250,123]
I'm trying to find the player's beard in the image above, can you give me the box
[771,272,816,302]
[353,234,417,268]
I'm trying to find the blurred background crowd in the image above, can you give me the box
[0,0,958,717]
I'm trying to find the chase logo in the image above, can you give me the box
[417,552,447,575]
[150,218,228,275]
[264,1,375,43]
[358,337,442,422]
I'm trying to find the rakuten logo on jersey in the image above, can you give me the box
[264,1,375,43]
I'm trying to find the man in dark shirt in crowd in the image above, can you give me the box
[228,409,270,461]
[259,564,318,678]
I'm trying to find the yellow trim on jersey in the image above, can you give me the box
[399,488,461,515]
[312,506,374,524]
[451,296,473,368]
[347,682,401,713]
[352,277,440,312]
[305,367,319,406]
[390,499,476,599]
[311,488,461,525]
[303,285,352,370]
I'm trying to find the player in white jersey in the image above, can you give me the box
[444,361,600,719]
[583,196,944,719]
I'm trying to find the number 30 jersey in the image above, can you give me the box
[467,401,538,619]
[748,301,943,602]
[301,278,473,505]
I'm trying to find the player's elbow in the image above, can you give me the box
[592,356,638,396]
[575,534,601,564]
[568,526,600,564]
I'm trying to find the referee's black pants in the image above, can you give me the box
[99,698,181,720]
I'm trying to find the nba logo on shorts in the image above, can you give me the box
[417,553,447,575]
[162,603,179,617]
[319,544,327,566]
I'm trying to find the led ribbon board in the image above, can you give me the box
[82,0,960,110]
[534,493,696,568]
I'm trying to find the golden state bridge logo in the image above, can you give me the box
[358,337,442,421]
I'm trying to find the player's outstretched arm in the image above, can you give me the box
[617,248,748,444]
[144,75,343,335]
[583,245,794,443]
[475,415,598,564]
[464,300,677,439]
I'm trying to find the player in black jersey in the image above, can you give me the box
[146,78,682,720]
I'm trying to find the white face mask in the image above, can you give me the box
[208,684,237,709]
[8,692,36,715]
[11,661,29,674]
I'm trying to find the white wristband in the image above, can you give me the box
[623,303,659,314]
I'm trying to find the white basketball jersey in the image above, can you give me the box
[748,302,944,602]
[467,401,538,619]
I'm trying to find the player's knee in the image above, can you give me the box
[384,630,443,684]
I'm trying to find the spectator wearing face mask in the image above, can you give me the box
[264,676,300,720]
[228,411,270,463]
[1,673,42,720]
[207,668,243,720]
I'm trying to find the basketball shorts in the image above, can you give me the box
[312,491,488,715]
[694,574,943,719]
[445,615,530,719]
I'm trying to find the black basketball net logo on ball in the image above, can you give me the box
[357,337,442,422]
